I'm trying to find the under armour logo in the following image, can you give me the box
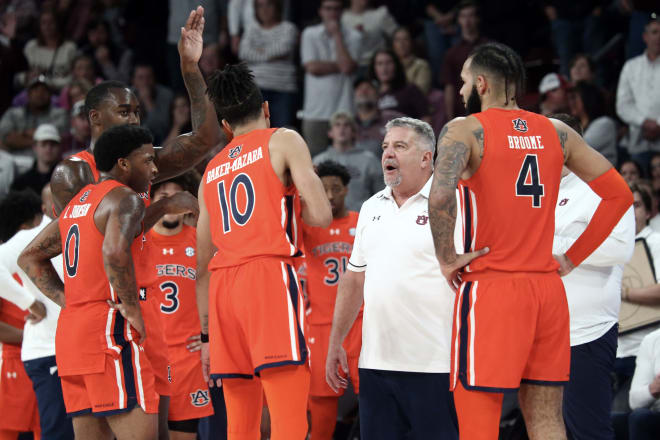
[139,288,147,301]
[372,216,381,221]
[329,228,340,235]
[163,248,174,255]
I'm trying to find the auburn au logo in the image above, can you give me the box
[228,145,242,159]
[190,389,210,407]
[512,118,528,133]
[416,215,429,225]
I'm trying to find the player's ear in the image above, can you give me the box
[221,119,234,142]
[117,157,130,173]
[262,101,270,122]
[89,109,100,126]
[476,74,487,96]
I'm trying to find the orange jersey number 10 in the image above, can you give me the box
[217,173,256,234]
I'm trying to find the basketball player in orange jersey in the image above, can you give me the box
[0,297,40,440]
[18,124,165,439]
[196,63,332,440]
[148,174,214,440]
[303,161,361,440]
[428,42,633,440]
[49,8,212,437]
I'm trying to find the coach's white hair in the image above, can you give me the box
[384,117,436,154]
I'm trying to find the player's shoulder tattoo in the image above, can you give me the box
[557,129,568,160]
[472,128,484,159]
[434,122,470,189]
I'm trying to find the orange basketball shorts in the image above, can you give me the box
[142,292,171,396]
[167,344,214,421]
[208,257,307,380]
[450,272,570,392]
[60,342,159,417]
[0,353,39,431]
[308,314,362,397]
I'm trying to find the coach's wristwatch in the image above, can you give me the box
[200,332,209,343]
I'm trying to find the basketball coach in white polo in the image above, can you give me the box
[325,117,466,440]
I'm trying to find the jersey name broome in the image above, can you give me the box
[206,146,265,183]
[507,135,546,150]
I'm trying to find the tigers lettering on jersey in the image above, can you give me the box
[303,212,359,325]
[310,241,353,257]
[206,146,264,184]
[156,264,196,280]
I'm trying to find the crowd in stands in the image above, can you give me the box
[1,0,660,438]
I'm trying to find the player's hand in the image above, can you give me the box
[107,300,146,344]
[179,6,205,65]
[187,334,202,352]
[553,253,575,277]
[200,341,221,387]
[440,247,489,292]
[26,300,47,324]
[165,191,200,218]
[326,343,349,393]
[650,373,660,398]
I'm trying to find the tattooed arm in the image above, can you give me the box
[429,119,489,290]
[153,6,221,183]
[50,160,95,215]
[102,190,147,342]
[18,220,65,307]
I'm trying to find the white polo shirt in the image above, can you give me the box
[553,172,636,346]
[0,216,62,361]
[348,177,459,373]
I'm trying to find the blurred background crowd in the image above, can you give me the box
[0,0,658,206]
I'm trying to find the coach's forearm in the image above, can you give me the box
[328,270,364,348]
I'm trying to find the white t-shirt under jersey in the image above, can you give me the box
[553,172,635,346]
[348,178,461,373]
[0,216,62,361]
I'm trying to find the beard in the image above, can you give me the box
[162,219,181,229]
[384,173,401,188]
[465,85,482,115]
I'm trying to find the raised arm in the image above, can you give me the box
[102,190,147,342]
[18,219,65,307]
[273,129,332,227]
[429,119,488,289]
[553,118,634,273]
[50,160,96,215]
[153,6,221,182]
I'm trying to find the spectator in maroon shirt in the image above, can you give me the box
[368,49,429,121]
[440,0,489,119]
